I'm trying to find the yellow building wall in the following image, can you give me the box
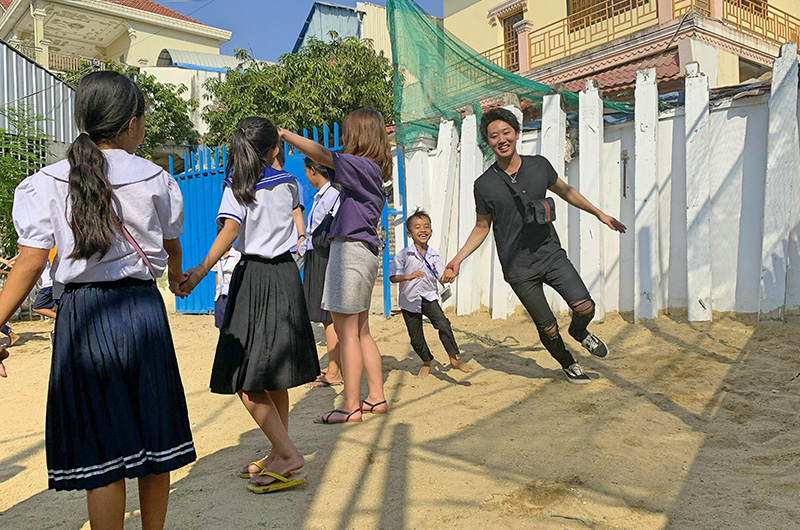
[443,0,566,55]
[716,47,740,87]
[357,2,393,62]
[105,22,222,66]
[768,0,800,16]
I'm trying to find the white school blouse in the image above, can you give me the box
[13,149,184,284]
[216,169,300,259]
[305,181,340,252]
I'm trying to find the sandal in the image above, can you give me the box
[247,467,308,494]
[314,409,362,424]
[360,400,388,414]
[304,375,343,388]
[239,460,266,479]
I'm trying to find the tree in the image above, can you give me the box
[0,106,50,256]
[59,64,198,158]
[203,35,393,146]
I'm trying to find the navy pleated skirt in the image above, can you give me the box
[210,253,320,393]
[303,250,332,324]
[46,279,196,492]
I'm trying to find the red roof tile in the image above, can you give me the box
[0,0,13,10]
[103,0,205,25]
[564,52,682,94]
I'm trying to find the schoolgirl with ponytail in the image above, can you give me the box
[180,117,319,494]
[0,71,195,528]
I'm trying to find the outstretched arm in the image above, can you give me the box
[279,129,334,170]
[180,218,239,294]
[442,214,492,282]
[549,178,626,233]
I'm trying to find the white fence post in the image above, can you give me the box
[760,42,799,321]
[578,79,605,321]
[403,138,436,219]
[634,68,660,319]
[684,62,713,321]
[457,114,482,315]
[542,93,569,315]
[781,43,800,313]
[429,121,459,255]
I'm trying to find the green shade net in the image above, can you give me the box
[387,0,632,146]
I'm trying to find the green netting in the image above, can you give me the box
[387,0,632,146]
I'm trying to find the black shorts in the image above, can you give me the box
[32,286,56,311]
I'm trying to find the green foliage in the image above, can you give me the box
[203,36,393,145]
[0,106,50,256]
[58,63,198,158]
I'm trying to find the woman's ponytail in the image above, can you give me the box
[225,117,279,206]
[67,71,145,260]
[67,133,116,259]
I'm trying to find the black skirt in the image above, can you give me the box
[210,253,320,393]
[303,250,332,324]
[46,279,196,492]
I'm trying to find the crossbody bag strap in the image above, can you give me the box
[112,198,157,280]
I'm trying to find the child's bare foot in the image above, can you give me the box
[450,356,473,373]
[8,332,20,347]
[417,362,431,378]
[248,452,305,487]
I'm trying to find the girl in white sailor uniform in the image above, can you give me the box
[181,117,319,494]
[0,71,195,529]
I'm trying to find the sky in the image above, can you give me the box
[161,0,444,62]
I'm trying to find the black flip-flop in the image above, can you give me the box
[315,409,362,424]
[360,399,388,414]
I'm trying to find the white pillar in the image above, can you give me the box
[31,3,50,69]
[761,43,800,320]
[684,62,713,321]
[634,68,660,320]
[429,121,459,255]
[790,62,800,311]
[541,93,569,315]
[403,138,436,223]
[578,79,605,321]
[456,115,482,316]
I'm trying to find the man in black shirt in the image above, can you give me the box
[443,108,626,384]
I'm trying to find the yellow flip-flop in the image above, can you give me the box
[238,460,266,479]
[246,467,308,494]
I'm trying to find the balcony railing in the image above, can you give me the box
[722,0,800,49]
[481,42,519,73]
[674,0,711,18]
[527,0,658,69]
[482,0,800,74]
[13,44,109,73]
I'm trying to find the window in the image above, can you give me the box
[502,10,524,71]
[568,0,648,31]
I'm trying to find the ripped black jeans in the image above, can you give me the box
[510,250,595,369]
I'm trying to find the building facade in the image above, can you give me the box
[444,0,800,93]
[0,0,231,71]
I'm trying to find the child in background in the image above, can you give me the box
[31,259,57,320]
[390,209,473,378]
[212,244,241,329]
[0,256,20,346]
[180,116,318,493]
[0,71,195,528]
[273,143,307,271]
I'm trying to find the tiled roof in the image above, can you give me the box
[564,52,682,94]
[0,1,204,25]
[103,1,204,25]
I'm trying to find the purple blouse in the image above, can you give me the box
[329,152,386,251]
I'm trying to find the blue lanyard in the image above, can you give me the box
[414,247,439,280]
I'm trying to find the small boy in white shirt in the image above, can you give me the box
[212,246,241,329]
[390,209,473,378]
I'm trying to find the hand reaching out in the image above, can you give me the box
[598,213,626,233]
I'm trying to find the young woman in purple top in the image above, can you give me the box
[280,108,393,424]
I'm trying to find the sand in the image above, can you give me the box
[1,289,799,529]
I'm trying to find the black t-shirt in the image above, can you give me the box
[474,155,563,284]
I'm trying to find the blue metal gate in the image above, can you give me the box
[170,124,405,316]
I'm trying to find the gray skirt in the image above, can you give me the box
[321,238,379,314]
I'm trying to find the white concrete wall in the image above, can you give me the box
[400,51,799,320]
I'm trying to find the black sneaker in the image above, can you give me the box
[563,362,590,384]
[581,333,609,359]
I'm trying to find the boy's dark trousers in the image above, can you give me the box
[401,298,459,363]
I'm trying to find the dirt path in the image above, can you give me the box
[1,297,798,529]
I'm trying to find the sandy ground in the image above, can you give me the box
[1,287,799,530]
